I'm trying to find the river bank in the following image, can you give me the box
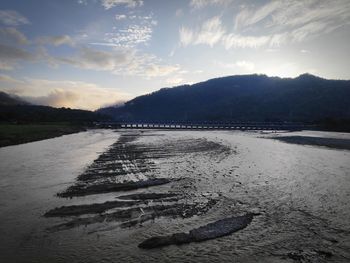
[0,123,86,147]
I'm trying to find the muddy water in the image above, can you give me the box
[0,129,349,262]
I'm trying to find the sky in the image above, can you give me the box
[0,0,350,110]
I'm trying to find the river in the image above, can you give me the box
[0,129,349,262]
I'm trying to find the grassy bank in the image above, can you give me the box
[0,123,86,147]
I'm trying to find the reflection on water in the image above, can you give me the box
[0,129,118,262]
[0,129,349,262]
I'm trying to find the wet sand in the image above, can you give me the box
[272,135,350,150]
[0,129,349,262]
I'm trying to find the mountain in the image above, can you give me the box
[0,91,29,106]
[99,74,350,123]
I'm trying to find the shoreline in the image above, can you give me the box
[272,135,350,150]
[0,123,87,148]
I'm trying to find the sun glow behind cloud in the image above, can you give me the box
[0,75,130,110]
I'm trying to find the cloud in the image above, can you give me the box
[180,16,225,47]
[236,60,255,71]
[235,0,350,30]
[0,10,29,26]
[190,0,233,9]
[0,37,178,79]
[0,43,34,70]
[105,24,152,48]
[112,51,180,78]
[141,64,180,78]
[26,89,81,108]
[166,77,183,85]
[234,1,282,30]
[180,16,269,49]
[115,14,127,20]
[0,61,14,71]
[223,34,270,48]
[0,74,23,83]
[6,41,72,71]
[194,16,225,46]
[36,35,75,46]
[0,27,29,45]
[58,47,130,71]
[257,62,301,78]
[77,0,88,5]
[179,16,273,49]
[224,22,343,49]
[100,0,143,9]
[181,0,350,49]
[103,13,156,48]
[56,46,179,78]
[0,77,131,110]
[214,60,255,72]
[179,27,194,46]
[270,0,350,29]
[233,0,350,46]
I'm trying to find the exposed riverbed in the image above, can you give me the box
[0,129,349,262]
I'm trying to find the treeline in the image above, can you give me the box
[0,105,110,124]
[316,118,350,132]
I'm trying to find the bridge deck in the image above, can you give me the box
[95,122,311,131]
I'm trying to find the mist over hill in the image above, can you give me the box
[98,74,350,124]
[0,92,29,106]
[0,91,109,123]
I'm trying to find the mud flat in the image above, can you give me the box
[44,200,145,217]
[47,199,218,232]
[55,132,230,198]
[46,131,227,236]
[117,192,178,200]
[44,130,350,263]
[57,178,173,197]
[2,129,349,262]
[273,135,350,150]
[45,193,180,217]
[139,213,255,249]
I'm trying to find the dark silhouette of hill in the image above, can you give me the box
[0,105,109,123]
[0,91,29,106]
[0,91,111,147]
[98,74,350,124]
[0,91,109,123]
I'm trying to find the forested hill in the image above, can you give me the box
[98,74,350,123]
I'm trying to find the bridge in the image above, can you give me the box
[95,121,312,131]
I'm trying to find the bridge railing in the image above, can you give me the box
[95,121,313,131]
